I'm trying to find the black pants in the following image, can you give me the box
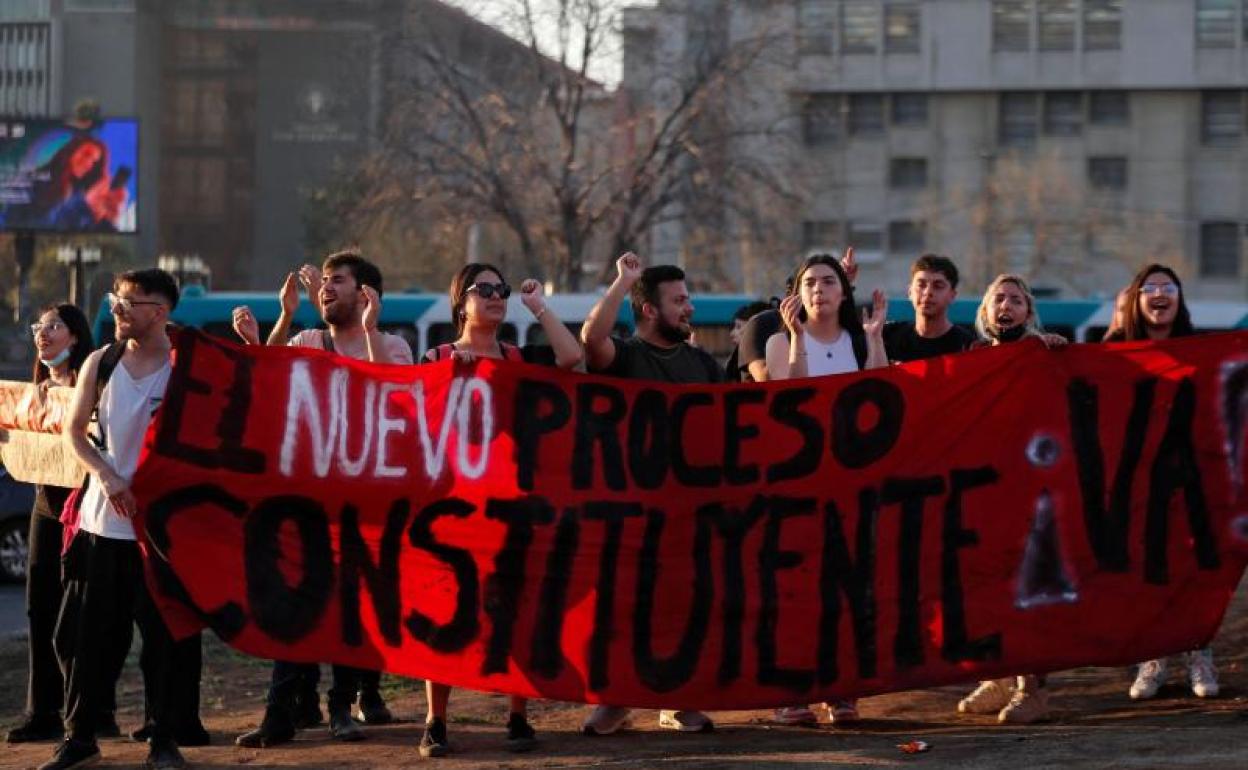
[268,661,361,714]
[54,532,197,745]
[25,513,70,718]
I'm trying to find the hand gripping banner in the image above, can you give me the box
[113,329,1248,710]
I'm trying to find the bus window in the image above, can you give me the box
[203,322,240,341]
[379,324,420,360]
[524,322,633,346]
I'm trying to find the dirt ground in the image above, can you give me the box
[4,579,1248,770]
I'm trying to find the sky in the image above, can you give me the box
[443,0,653,86]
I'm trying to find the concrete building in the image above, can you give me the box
[622,0,1248,299]
[0,0,567,291]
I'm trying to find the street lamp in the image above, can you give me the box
[157,253,211,289]
[56,243,102,310]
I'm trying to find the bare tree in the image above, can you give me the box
[338,0,794,291]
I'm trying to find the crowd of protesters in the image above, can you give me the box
[4,247,1225,768]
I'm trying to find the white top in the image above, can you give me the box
[78,357,172,540]
[288,328,415,364]
[803,330,859,377]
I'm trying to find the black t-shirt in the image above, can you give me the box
[33,484,71,520]
[883,321,974,363]
[734,309,782,381]
[605,336,723,384]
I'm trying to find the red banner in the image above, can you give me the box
[126,329,1248,710]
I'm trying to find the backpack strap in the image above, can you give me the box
[89,343,125,452]
[500,342,524,363]
[320,329,335,353]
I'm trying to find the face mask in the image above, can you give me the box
[39,348,71,368]
[992,324,1028,344]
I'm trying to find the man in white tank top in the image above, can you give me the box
[51,269,189,770]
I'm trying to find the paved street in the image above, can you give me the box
[0,584,23,639]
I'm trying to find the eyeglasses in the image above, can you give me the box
[467,282,511,300]
[107,293,165,313]
[1139,283,1179,297]
[30,321,65,335]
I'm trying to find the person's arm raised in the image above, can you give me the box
[581,252,643,372]
[265,272,300,346]
[521,279,583,369]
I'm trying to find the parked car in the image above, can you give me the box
[0,464,35,582]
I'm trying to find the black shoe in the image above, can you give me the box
[355,692,393,725]
[293,696,323,729]
[418,718,449,758]
[7,712,63,743]
[328,709,365,742]
[94,716,120,740]
[130,724,150,743]
[504,713,537,753]
[234,709,296,749]
[144,739,185,770]
[176,722,210,747]
[36,737,100,770]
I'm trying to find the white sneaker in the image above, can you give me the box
[997,688,1051,724]
[582,705,632,736]
[657,710,713,732]
[1129,658,1167,700]
[1188,649,1219,698]
[958,679,1013,714]
[772,706,818,726]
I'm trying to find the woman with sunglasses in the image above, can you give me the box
[419,263,581,758]
[7,305,105,743]
[1103,264,1215,701]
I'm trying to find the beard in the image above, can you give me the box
[656,315,691,344]
[322,298,357,327]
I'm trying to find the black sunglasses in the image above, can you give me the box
[468,282,511,300]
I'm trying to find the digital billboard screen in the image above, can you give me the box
[0,118,138,234]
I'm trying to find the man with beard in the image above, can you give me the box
[883,254,973,364]
[230,251,412,748]
[578,253,719,736]
[53,269,190,770]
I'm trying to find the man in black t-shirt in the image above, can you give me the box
[579,253,718,737]
[883,254,973,363]
[583,253,721,385]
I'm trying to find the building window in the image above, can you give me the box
[1197,0,1237,48]
[993,0,1031,51]
[1200,221,1241,277]
[1083,0,1122,50]
[1043,91,1082,136]
[888,220,925,254]
[803,220,842,251]
[1000,92,1038,146]
[1038,0,1075,50]
[889,158,928,188]
[1088,90,1129,124]
[891,93,928,126]
[802,94,842,146]
[797,0,836,55]
[1202,90,1243,145]
[849,93,885,135]
[884,2,920,53]
[0,23,52,117]
[841,1,879,53]
[848,220,884,262]
[1087,157,1127,190]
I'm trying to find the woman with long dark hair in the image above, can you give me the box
[7,304,102,743]
[764,252,888,382]
[1105,264,1215,701]
[418,262,582,758]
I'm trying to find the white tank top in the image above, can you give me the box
[78,356,172,540]
[803,331,859,377]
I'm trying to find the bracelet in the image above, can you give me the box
[534,307,547,320]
